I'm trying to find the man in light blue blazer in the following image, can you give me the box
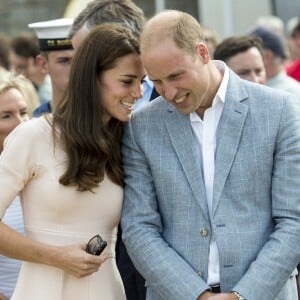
[121,10,300,300]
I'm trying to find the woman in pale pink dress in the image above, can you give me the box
[0,24,145,300]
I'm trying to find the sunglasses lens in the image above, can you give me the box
[86,234,107,255]
[88,236,100,254]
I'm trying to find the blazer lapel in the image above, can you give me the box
[213,77,248,215]
[165,106,209,220]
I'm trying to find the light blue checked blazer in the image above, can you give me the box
[121,70,300,300]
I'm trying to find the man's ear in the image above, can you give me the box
[35,54,48,74]
[261,49,273,64]
[196,42,210,63]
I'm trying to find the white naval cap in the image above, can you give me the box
[28,18,74,51]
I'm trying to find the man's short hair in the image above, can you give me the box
[214,35,264,62]
[10,33,40,58]
[0,33,11,69]
[69,0,145,38]
[141,11,204,57]
[291,21,300,38]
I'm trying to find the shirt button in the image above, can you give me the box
[200,228,208,237]
[197,271,203,277]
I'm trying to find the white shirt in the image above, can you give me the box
[190,60,229,285]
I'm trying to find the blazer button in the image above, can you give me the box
[200,228,208,237]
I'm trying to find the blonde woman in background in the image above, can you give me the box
[0,72,39,117]
[0,74,31,300]
[17,75,39,117]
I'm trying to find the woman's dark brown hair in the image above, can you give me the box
[53,23,140,192]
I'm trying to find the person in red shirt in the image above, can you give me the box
[286,20,300,82]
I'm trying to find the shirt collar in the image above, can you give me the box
[190,60,229,122]
[212,60,229,106]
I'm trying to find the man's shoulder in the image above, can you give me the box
[133,96,171,117]
[226,75,300,120]
[233,75,295,102]
[127,97,176,133]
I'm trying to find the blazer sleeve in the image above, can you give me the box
[232,95,300,299]
[121,119,209,300]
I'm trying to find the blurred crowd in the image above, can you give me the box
[0,3,299,300]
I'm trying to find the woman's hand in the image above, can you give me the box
[0,292,9,300]
[0,222,109,278]
[50,243,109,278]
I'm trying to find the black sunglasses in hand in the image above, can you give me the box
[86,234,107,256]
